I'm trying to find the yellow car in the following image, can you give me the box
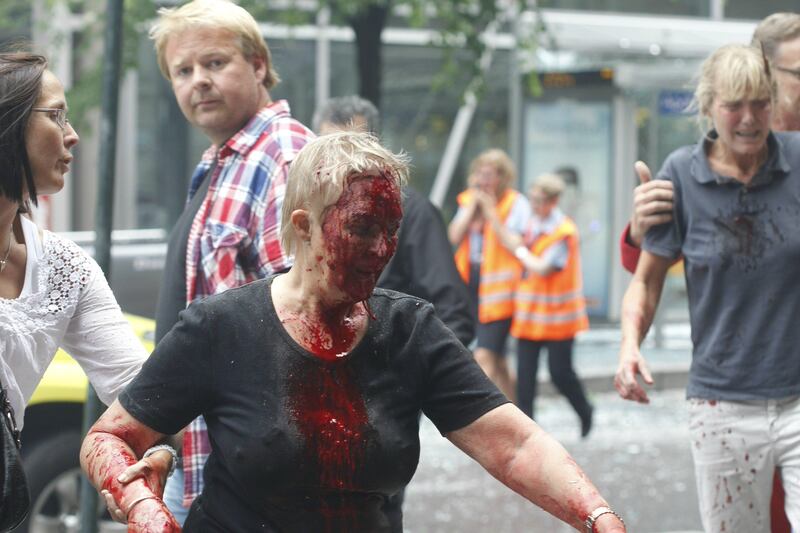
[20,313,155,533]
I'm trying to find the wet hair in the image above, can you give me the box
[281,131,409,254]
[149,0,279,90]
[312,95,380,134]
[752,13,800,62]
[468,148,517,191]
[0,51,47,206]
[692,44,774,128]
[530,173,565,200]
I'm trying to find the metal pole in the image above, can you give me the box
[710,0,724,21]
[315,7,331,113]
[429,25,497,208]
[508,3,522,170]
[79,1,124,531]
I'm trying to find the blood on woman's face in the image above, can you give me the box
[318,172,402,303]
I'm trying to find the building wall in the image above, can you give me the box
[8,1,796,318]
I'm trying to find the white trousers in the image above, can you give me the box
[688,397,800,533]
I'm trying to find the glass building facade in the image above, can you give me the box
[5,0,796,317]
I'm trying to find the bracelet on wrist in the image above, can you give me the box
[142,444,178,477]
[125,494,158,515]
[585,506,624,532]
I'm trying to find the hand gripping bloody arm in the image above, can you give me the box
[628,161,674,249]
[80,399,181,532]
[620,160,675,275]
[102,431,183,524]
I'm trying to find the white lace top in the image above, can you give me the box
[0,216,147,428]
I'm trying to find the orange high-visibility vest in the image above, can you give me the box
[511,216,588,341]
[454,189,523,323]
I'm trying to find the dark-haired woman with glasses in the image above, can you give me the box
[0,51,167,497]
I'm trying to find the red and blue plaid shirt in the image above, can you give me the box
[181,100,314,505]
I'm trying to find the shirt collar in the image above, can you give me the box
[212,100,292,159]
[690,129,790,187]
[532,207,564,235]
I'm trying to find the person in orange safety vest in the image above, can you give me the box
[448,149,532,401]
[487,173,593,438]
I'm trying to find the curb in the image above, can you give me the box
[537,364,689,396]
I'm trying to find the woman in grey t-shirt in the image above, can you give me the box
[616,43,800,532]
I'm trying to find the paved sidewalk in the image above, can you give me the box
[478,322,702,532]
[404,320,706,532]
[405,388,704,532]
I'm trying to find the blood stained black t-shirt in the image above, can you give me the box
[120,275,507,532]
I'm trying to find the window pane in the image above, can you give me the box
[269,38,317,129]
[135,38,192,231]
[537,0,708,17]
[330,40,360,99]
[725,0,799,20]
[378,45,511,221]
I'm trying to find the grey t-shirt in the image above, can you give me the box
[645,131,800,400]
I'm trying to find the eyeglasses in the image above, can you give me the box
[32,107,69,130]
[774,65,800,81]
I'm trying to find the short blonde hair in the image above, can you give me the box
[281,131,410,254]
[693,44,774,124]
[149,0,280,89]
[752,13,800,62]
[468,148,517,191]
[530,173,565,200]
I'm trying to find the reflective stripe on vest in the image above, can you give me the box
[453,189,523,323]
[514,289,585,305]
[479,270,517,285]
[511,217,588,341]
[514,308,588,324]
[480,289,516,306]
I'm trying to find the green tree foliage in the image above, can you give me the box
[0,0,161,132]
[0,0,32,36]
[69,0,157,131]
[1,0,513,123]
[327,0,509,107]
[237,0,512,108]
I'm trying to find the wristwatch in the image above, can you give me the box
[585,506,623,532]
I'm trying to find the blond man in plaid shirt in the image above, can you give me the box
[106,0,314,525]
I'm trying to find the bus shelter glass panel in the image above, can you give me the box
[655,89,699,170]
[522,98,612,317]
[641,88,697,322]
